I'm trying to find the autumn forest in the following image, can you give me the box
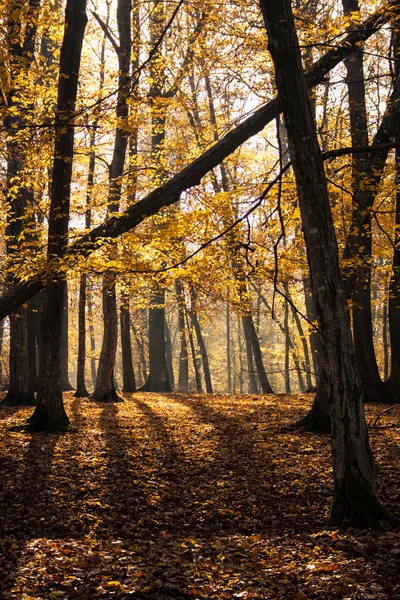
[0,0,400,597]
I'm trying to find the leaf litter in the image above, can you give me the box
[0,392,399,599]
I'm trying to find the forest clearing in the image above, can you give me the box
[0,393,399,600]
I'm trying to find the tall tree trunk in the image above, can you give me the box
[189,287,213,393]
[88,295,97,388]
[260,0,399,528]
[175,280,189,391]
[130,315,147,386]
[140,288,172,392]
[243,326,258,394]
[61,281,74,391]
[120,292,136,393]
[186,313,202,392]
[283,287,291,394]
[28,0,87,431]
[75,273,89,397]
[91,0,131,402]
[2,0,40,407]
[164,317,175,391]
[342,0,386,403]
[226,298,232,393]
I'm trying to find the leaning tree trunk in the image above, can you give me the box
[260,0,399,528]
[140,288,172,392]
[28,0,87,431]
[189,287,213,393]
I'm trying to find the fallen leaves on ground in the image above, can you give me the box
[0,393,399,599]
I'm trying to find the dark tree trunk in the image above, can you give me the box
[294,368,331,433]
[2,0,40,407]
[88,297,97,388]
[140,288,172,392]
[28,0,87,431]
[164,317,175,391]
[92,0,132,402]
[120,292,136,393]
[242,310,272,394]
[3,308,35,406]
[175,280,189,392]
[226,299,232,393]
[130,315,147,386]
[261,0,399,528]
[91,273,122,402]
[189,287,213,393]
[75,273,89,397]
[388,23,400,403]
[26,295,40,390]
[283,291,291,394]
[383,299,389,382]
[186,314,202,392]
[303,278,320,387]
[243,329,258,394]
[342,0,387,403]
[61,281,74,391]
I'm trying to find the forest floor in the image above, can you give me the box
[0,393,399,600]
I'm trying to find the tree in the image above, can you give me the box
[260,0,399,528]
[26,0,88,431]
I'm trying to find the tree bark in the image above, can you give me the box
[164,317,175,391]
[91,0,131,402]
[120,292,136,393]
[260,0,399,528]
[140,288,172,392]
[189,287,213,393]
[28,0,87,431]
[61,281,74,391]
[91,273,122,402]
[175,280,189,392]
[75,273,89,397]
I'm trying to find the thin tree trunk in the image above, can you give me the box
[175,280,189,391]
[164,317,175,391]
[75,273,89,397]
[226,298,232,393]
[186,313,202,392]
[61,281,74,391]
[91,0,131,402]
[120,292,136,393]
[88,295,97,388]
[189,287,213,393]
[283,290,291,394]
[130,315,147,385]
[383,298,389,382]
